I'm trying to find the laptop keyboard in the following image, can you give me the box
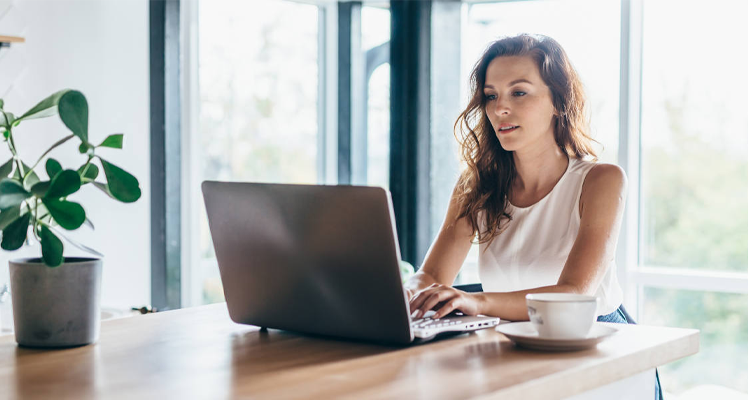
[411,317,463,330]
[410,310,500,339]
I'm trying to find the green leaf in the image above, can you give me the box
[92,181,116,199]
[99,159,141,203]
[0,158,13,178]
[77,163,99,182]
[46,158,63,180]
[98,133,123,149]
[30,181,51,197]
[0,179,31,210]
[44,169,81,199]
[40,224,64,267]
[23,173,40,191]
[0,212,30,250]
[0,99,4,109]
[79,142,91,154]
[58,90,88,142]
[1,111,15,128]
[0,205,21,230]
[42,199,85,230]
[17,89,71,122]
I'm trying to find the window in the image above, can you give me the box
[637,0,748,393]
[188,1,389,306]
[191,0,322,305]
[639,0,748,275]
[362,4,391,190]
[366,62,390,189]
[641,288,748,392]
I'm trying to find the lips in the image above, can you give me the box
[497,125,519,133]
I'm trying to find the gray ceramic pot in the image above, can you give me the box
[9,257,102,348]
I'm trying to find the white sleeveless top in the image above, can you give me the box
[478,157,623,315]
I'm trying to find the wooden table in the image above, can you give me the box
[0,303,698,400]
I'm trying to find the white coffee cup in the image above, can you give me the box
[525,293,600,339]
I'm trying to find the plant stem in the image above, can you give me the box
[31,202,51,225]
[8,134,22,174]
[80,154,95,178]
[1,113,24,178]
[27,134,75,178]
[33,198,41,241]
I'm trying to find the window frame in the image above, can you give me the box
[151,0,182,311]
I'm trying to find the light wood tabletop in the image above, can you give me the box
[0,303,698,400]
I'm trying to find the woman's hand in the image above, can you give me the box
[408,283,483,320]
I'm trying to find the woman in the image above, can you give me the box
[404,34,662,399]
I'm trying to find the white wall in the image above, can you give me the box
[0,0,150,310]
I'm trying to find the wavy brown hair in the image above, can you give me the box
[453,34,598,246]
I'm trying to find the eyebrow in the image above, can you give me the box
[484,79,534,89]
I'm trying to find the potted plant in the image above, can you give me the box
[0,89,141,347]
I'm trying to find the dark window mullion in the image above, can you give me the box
[150,0,181,311]
[390,1,431,266]
[338,2,360,185]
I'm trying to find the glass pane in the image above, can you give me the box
[641,287,748,395]
[362,3,390,52]
[197,0,319,304]
[444,0,620,283]
[362,4,391,189]
[367,63,390,190]
[640,0,748,273]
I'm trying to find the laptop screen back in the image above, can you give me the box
[202,181,413,344]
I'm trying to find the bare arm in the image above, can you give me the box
[474,164,628,321]
[403,185,474,298]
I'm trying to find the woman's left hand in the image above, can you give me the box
[408,283,484,320]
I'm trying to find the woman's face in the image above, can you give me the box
[483,55,557,153]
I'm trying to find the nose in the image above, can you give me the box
[491,95,510,116]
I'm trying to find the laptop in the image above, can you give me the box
[201,181,500,345]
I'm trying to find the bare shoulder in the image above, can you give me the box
[581,163,628,205]
[586,163,627,188]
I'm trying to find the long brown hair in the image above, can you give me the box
[453,34,597,246]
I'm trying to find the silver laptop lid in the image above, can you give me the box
[202,181,414,344]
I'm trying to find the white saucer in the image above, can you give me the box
[496,322,618,352]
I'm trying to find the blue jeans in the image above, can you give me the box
[598,305,663,400]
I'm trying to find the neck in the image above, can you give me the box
[512,145,569,194]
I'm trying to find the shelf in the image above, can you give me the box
[0,36,24,50]
[0,36,25,43]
